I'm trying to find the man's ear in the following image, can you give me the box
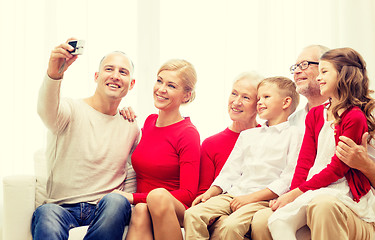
[129,79,136,90]
[282,96,292,110]
[94,72,99,83]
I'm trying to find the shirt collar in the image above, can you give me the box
[261,120,290,132]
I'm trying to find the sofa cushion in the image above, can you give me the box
[3,175,36,240]
[68,226,89,240]
[67,225,129,240]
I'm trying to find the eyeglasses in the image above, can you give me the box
[290,61,319,74]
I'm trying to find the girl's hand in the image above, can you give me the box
[269,198,277,209]
[269,188,303,211]
[119,106,137,122]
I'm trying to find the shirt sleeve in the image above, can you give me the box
[298,109,367,192]
[267,126,303,196]
[132,192,147,204]
[37,74,71,134]
[212,132,246,193]
[197,141,215,195]
[169,126,201,207]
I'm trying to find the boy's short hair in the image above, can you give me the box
[258,76,300,114]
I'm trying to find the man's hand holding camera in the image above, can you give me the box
[47,38,84,80]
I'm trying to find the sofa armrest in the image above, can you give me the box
[3,175,36,240]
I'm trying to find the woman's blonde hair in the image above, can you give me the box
[158,59,197,104]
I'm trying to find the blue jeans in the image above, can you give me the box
[31,193,131,240]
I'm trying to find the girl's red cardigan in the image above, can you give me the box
[291,105,371,202]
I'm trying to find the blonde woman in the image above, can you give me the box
[118,59,200,240]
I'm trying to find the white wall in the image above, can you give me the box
[158,0,375,138]
[1,0,375,238]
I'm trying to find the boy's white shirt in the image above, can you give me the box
[212,121,303,197]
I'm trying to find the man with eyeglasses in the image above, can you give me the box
[287,45,329,133]
[250,45,375,240]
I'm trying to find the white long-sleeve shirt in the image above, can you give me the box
[288,104,308,134]
[212,121,302,197]
[37,75,140,205]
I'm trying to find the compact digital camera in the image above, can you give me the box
[68,40,85,55]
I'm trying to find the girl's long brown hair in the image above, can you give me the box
[321,47,375,141]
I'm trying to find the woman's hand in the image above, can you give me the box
[112,189,134,204]
[119,106,137,122]
[192,194,206,206]
[192,186,222,206]
[269,188,303,211]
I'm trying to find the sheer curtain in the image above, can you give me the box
[158,0,375,139]
[1,0,374,237]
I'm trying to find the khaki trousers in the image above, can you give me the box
[184,194,269,240]
[251,195,375,240]
[209,216,251,240]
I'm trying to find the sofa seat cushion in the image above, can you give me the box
[68,226,89,240]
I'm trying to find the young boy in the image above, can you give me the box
[184,76,302,240]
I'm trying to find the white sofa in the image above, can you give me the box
[2,149,136,240]
[3,150,313,240]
